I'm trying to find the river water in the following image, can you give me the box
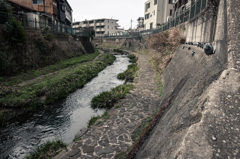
[0,55,130,159]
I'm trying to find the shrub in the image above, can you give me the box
[42,27,54,41]
[0,0,12,24]
[2,17,27,45]
[0,50,9,76]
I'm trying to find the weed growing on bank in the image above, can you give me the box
[128,54,138,63]
[0,53,116,110]
[145,28,185,74]
[88,111,110,127]
[117,64,139,82]
[1,51,101,86]
[25,140,66,159]
[91,84,134,109]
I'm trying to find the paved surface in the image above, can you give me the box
[54,52,161,159]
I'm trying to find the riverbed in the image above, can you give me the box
[0,54,130,159]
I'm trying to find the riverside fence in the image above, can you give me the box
[0,11,90,37]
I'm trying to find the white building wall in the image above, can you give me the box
[144,0,174,30]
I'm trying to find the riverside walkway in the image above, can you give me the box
[54,51,161,159]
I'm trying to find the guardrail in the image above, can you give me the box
[0,11,90,37]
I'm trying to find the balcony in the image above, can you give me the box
[89,23,94,27]
[96,28,105,32]
[96,22,105,26]
[82,23,88,27]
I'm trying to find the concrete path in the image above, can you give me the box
[54,52,161,159]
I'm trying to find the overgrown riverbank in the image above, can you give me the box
[0,52,116,125]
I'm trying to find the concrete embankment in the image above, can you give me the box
[136,0,240,157]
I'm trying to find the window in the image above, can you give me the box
[108,26,109,29]
[145,13,150,20]
[145,3,150,12]
[169,0,174,4]
[153,10,155,15]
[61,4,65,11]
[33,0,43,4]
[53,2,57,6]
[154,0,157,5]
[108,20,109,23]
[150,23,153,29]
[170,9,172,16]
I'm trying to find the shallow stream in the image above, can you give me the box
[0,55,130,159]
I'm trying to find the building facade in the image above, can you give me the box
[73,18,120,37]
[8,0,72,26]
[144,0,174,30]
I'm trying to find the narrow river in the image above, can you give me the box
[0,55,130,159]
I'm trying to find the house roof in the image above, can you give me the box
[8,0,37,12]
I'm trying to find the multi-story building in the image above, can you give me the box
[8,0,72,26]
[144,0,174,30]
[57,0,72,25]
[73,18,121,37]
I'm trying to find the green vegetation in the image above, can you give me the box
[117,64,139,82]
[0,53,116,109]
[2,52,101,86]
[2,16,27,45]
[128,54,137,63]
[113,49,124,54]
[0,114,6,126]
[88,111,110,127]
[155,73,163,97]
[41,27,54,41]
[73,137,82,142]
[91,84,134,109]
[25,140,66,159]
[114,105,121,109]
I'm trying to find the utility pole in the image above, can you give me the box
[131,19,133,38]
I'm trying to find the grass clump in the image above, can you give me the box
[155,73,163,97]
[113,49,124,54]
[88,111,110,127]
[25,140,66,159]
[91,84,134,109]
[0,114,6,126]
[117,64,139,82]
[128,54,137,63]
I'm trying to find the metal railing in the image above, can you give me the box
[0,11,90,37]
[99,0,209,38]
[140,0,209,36]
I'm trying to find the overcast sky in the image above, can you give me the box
[68,0,147,30]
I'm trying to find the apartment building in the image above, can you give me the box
[8,0,72,25]
[73,18,120,37]
[144,0,174,30]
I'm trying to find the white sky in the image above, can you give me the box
[68,0,147,30]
